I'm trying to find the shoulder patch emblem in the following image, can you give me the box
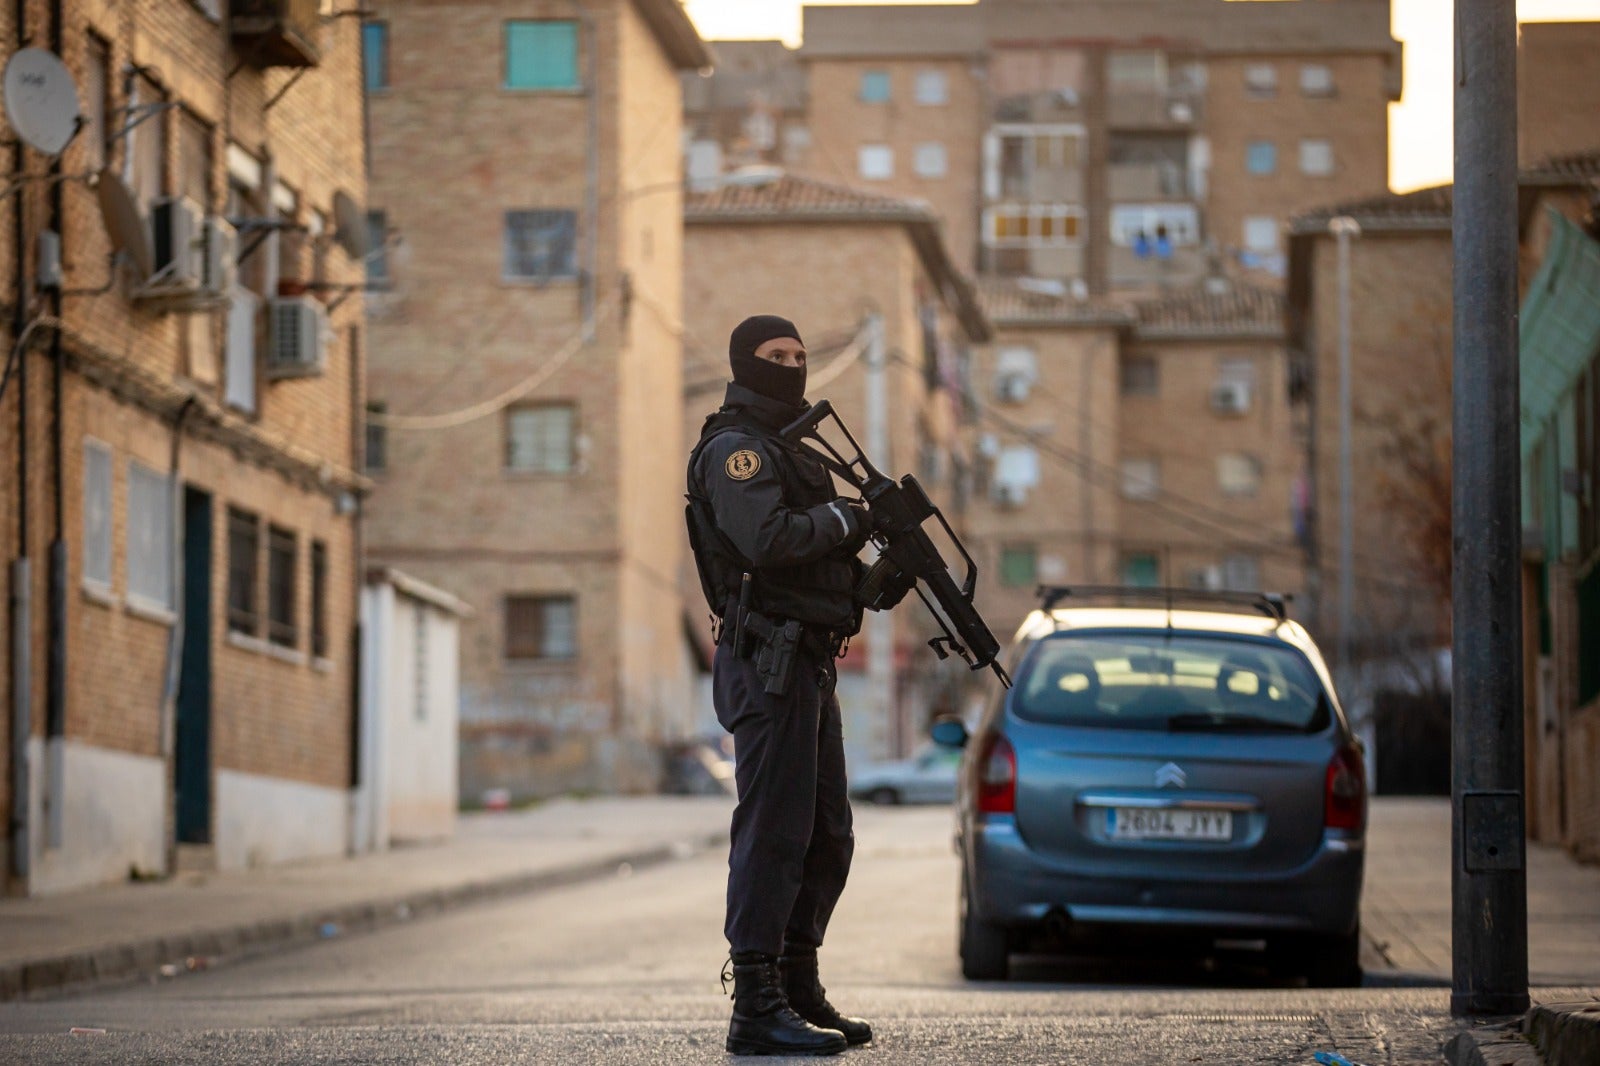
[725,449,761,481]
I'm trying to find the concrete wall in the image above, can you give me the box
[24,739,165,895]
[214,768,348,871]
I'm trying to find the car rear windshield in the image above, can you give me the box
[1012,633,1331,733]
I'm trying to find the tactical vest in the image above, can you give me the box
[686,413,862,634]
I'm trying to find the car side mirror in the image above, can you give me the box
[929,717,969,749]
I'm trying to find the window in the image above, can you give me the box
[1300,139,1334,176]
[365,402,387,472]
[1300,63,1334,97]
[84,35,110,172]
[126,461,173,611]
[504,209,577,280]
[506,404,576,474]
[992,446,1041,506]
[1243,215,1279,254]
[227,507,260,635]
[859,70,891,103]
[985,205,1084,246]
[1218,453,1264,497]
[311,540,328,660]
[1121,354,1159,396]
[225,288,259,414]
[366,210,389,282]
[914,69,948,105]
[1246,140,1277,175]
[1110,205,1200,249]
[993,346,1038,403]
[128,74,167,211]
[363,22,389,91]
[1244,63,1278,98]
[1121,458,1160,500]
[267,525,296,648]
[858,144,894,180]
[1108,50,1166,91]
[178,110,212,208]
[992,127,1084,200]
[913,142,948,178]
[1222,554,1260,591]
[1122,553,1160,587]
[1000,544,1038,588]
[505,21,579,90]
[1217,357,1257,390]
[83,441,112,589]
[506,595,577,660]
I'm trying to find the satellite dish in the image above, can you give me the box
[96,171,154,278]
[3,48,81,157]
[332,190,369,260]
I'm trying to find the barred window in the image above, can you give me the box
[506,404,576,474]
[267,525,297,648]
[504,209,578,280]
[506,595,577,660]
[227,507,260,635]
[126,461,173,610]
[311,539,328,659]
[83,441,113,589]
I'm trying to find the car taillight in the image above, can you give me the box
[1324,745,1366,831]
[976,734,1016,815]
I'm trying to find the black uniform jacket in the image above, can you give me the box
[690,384,862,630]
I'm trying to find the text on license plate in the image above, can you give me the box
[1107,807,1232,841]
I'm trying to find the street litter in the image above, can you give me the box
[318,922,341,939]
[157,964,180,979]
[68,1028,106,1035]
[616,862,634,878]
[1313,1053,1371,1066]
[184,956,210,971]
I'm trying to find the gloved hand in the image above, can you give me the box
[876,567,917,610]
[838,499,873,554]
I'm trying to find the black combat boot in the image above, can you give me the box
[780,948,873,1046]
[724,952,847,1056]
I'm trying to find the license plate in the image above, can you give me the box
[1107,807,1232,841]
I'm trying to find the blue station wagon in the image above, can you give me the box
[939,588,1366,986]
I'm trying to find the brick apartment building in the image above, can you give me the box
[2,0,369,894]
[968,276,1303,642]
[360,0,710,800]
[686,0,1400,293]
[681,172,991,760]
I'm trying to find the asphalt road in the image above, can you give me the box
[0,806,1471,1065]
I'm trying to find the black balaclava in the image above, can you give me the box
[729,314,806,407]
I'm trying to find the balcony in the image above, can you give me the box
[1107,90,1204,131]
[230,0,322,69]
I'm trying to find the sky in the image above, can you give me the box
[679,0,1600,193]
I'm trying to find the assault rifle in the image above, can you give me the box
[781,401,1012,688]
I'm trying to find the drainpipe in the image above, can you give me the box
[44,0,67,854]
[582,11,598,343]
[9,0,34,888]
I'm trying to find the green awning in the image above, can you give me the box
[1520,208,1600,460]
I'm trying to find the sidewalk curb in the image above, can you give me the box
[1523,1002,1600,1066]
[1445,1023,1545,1066]
[0,830,727,1003]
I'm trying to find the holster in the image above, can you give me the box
[724,595,803,698]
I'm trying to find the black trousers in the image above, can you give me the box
[713,640,855,957]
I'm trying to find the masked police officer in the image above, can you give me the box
[687,315,903,1056]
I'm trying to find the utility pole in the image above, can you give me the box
[862,313,897,756]
[1452,0,1529,1017]
[1329,216,1360,676]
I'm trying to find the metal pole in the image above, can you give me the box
[1330,216,1360,675]
[862,314,896,756]
[1451,0,1528,1018]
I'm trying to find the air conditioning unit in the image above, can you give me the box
[266,296,327,379]
[993,481,1027,508]
[200,217,237,294]
[1210,381,1252,415]
[149,197,205,289]
[995,374,1031,404]
[1188,566,1223,590]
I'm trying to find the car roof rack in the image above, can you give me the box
[1034,585,1292,625]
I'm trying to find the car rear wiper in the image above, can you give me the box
[1165,713,1307,733]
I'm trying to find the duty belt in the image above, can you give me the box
[720,597,847,662]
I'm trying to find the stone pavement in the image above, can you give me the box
[0,795,735,1000]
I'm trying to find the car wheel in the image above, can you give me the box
[1303,925,1363,988]
[869,787,900,806]
[959,868,1009,981]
